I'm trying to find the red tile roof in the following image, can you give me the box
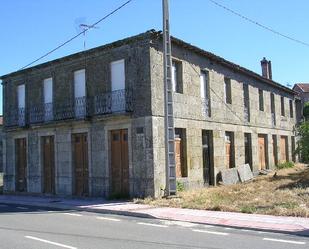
[294,83,309,92]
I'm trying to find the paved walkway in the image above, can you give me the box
[0,195,308,236]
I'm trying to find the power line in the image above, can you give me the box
[208,0,309,48]
[20,0,133,70]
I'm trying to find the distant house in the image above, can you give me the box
[293,83,309,120]
[0,30,300,198]
[293,83,309,103]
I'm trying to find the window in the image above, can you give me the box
[111,59,125,91]
[224,77,232,104]
[259,89,264,111]
[281,96,285,116]
[43,78,53,104]
[172,60,183,93]
[243,84,250,122]
[43,78,53,121]
[111,59,125,112]
[200,70,210,117]
[74,69,86,98]
[17,84,26,126]
[270,93,276,126]
[225,131,235,168]
[17,84,25,109]
[289,99,294,118]
[175,128,187,177]
[74,69,86,117]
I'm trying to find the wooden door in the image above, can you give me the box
[258,135,266,170]
[244,133,252,169]
[15,138,27,192]
[291,136,296,162]
[175,137,182,178]
[202,130,213,185]
[72,133,89,196]
[111,129,129,197]
[272,135,278,166]
[280,136,288,162]
[42,136,55,194]
[225,133,233,169]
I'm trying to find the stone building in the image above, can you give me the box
[293,83,309,119]
[1,30,299,198]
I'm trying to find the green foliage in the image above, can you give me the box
[240,206,257,214]
[176,181,185,192]
[276,161,294,169]
[304,102,309,120]
[297,121,309,163]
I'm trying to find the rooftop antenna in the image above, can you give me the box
[79,23,100,50]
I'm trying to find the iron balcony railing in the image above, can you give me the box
[5,89,133,128]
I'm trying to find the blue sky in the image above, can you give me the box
[1,0,309,114]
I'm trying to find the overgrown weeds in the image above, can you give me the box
[136,164,309,217]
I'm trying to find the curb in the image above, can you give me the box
[1,199,308,237]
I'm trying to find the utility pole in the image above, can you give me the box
[163,0,176,195]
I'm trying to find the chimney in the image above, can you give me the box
[261,57,272,80]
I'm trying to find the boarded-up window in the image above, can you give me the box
[289,99,294,118]
[175,128,187,177]
[43,78,53,121]
[43,78,53,104]
[259,89,264,111]
[200,70,210,117]
[111,59,125,91]
[281,96,285,116]
[224,77,232,104]
[243,84,250,122]
[74,69,86,98]
[172,60,183,93]
[17,84,25,109]
[74,69,86,117]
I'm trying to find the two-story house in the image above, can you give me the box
[0,30,298,198]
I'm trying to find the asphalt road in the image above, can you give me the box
[0,203,308,249]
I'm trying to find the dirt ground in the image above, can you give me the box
[136,164,309,217]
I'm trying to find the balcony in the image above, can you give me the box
[4,89,133,128]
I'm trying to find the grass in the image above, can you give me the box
[136,164,309,217]
[276,161,294,169]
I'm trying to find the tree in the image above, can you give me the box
[304,102,309,121]
[297,121,309,163]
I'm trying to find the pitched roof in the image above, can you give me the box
[293,83,309,92]
[1,29,295,95]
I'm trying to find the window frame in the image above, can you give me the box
[224,77,232,104]
[258,89,264,111]
[171,59,183,94]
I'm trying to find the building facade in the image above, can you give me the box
[1,30,299,198]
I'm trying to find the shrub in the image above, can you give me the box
[304,102,309,120]
[176,181,185,192]
[276,161,294,169]
[296,121,309,163]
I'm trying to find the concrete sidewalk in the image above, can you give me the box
[0,195,308,236]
